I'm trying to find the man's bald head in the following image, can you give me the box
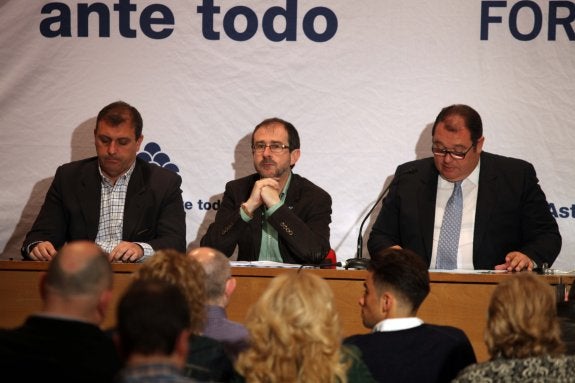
[187,247,231,303]
[45,241,113,297]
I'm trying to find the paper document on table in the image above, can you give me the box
[430,269,509,274]
[230,261,313,269]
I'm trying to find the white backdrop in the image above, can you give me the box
[1,0,574,269]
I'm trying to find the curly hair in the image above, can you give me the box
[235,272,350,383]
[485,273,565,359]
[132,249,206,334]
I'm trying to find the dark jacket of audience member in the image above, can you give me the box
[0,241,121,382]
[344,248,476,382]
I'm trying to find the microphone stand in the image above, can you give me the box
[345,167,415,270]
[345,189,387,269]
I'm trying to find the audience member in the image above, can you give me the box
[188,246,249,358]
[114,278,198,382]
[0,240,120,382]
[454,273,575,382]
[344,248,476,382]
[557,286,575,355]
[201,117,332,265]
[22,100,186,262]
[368,104,561,271]
[132,249,234,382]
[233,271,376,383]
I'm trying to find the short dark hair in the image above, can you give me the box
[368,248,430,312]
[96,101,143,139]
[431,104,483,146]
[252,117,300,151]
[117,279,190,357]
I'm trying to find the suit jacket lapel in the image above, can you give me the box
[78,160,102,240]
[474,153,497,258]
[283,173,300,210]
[419,162,439,263]
[123,161,146,240]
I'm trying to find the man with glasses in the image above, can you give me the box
[367,104,561,271]
[201,117,332,265]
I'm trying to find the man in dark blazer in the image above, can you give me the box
[368,104,561,271]
[0,241,121,382]
[21,101,186,262]
[200,117,332,265]
[344,248,476,383]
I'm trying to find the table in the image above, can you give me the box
[0,260,571,362]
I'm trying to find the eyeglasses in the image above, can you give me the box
[431,145,474,160]
[252,143,290,153]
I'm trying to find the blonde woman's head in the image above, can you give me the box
[235,271,349,383]
[485,273,564,359]
[133,249,206,333]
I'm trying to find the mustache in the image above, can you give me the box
[259,159,276,166]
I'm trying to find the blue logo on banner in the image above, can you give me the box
[137,142,180,173]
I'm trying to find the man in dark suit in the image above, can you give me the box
[344,248,476,383]
[201,117,332,265]
[367,104,561,271]
[22,101,186,262]
[0,241,121,382]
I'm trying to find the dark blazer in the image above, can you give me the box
[367,152,561,269]
[344,324,476,383]
[22,157,186,258]
[200,173,332,264]
[0,315,121,382]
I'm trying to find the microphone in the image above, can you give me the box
[345,166,417,270]
[297,261,343,272]
[317,261,342,269]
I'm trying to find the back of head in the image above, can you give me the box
[486,273,564,359]
[133,249,206,333]
[369,248,430,313]
[44,240,113,301]
[116,279,190,359]
[188,247,230,303]
[236,272,347,382]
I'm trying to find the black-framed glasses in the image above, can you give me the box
[252,143,290,153]
[431,145,474,160]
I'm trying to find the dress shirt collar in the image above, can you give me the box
[372,317,424,332]
[98,159,136,186]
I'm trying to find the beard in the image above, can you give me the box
[256,159,288,179]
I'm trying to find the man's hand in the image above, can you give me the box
[28,241,57,261]
[495,251,534,272]
[109,241,144,263]
[260,184,281,207]
[244,178,281,214]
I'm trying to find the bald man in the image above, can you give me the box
[0,241,121,382]
[188,246,249,358]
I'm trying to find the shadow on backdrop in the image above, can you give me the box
[186,133,253,260]
[1,118,96,260]
[340,122,433,266]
